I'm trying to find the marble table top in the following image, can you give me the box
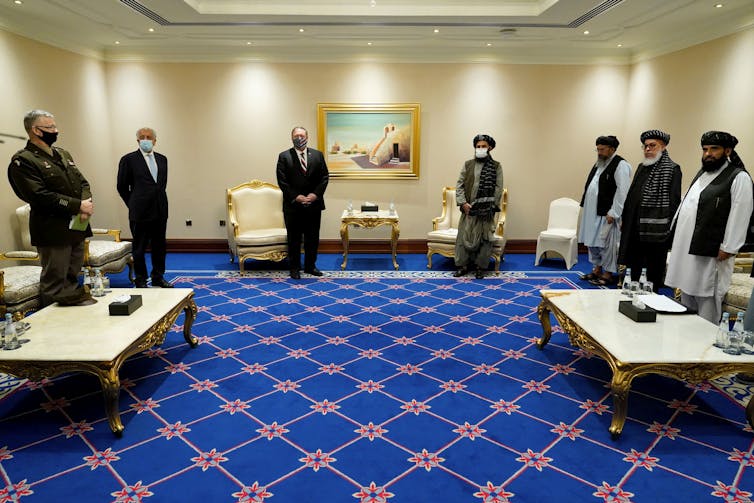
[541,289,754,364]
[0,288,193,362]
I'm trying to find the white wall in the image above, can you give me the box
[1,27,752,254]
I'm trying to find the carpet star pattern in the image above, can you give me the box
[1,272,752,502]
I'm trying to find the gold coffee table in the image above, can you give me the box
[537,289,754,438]
[0,288,198,436]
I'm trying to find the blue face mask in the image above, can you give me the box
[139,139,153,152]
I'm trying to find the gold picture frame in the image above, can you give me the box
[317,103,421,180]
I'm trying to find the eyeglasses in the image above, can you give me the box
[35,124,58,131]
[642,143,661,151]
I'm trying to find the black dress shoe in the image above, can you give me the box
[452,268,468,278]
[135,280,149,288]
[304,267,323,277]
[475,269,485,280]
[153,278,174,288]
[290,270,301,279]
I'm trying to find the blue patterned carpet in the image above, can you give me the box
[1,258,754,502]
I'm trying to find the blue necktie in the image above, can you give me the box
[147,154,158,182]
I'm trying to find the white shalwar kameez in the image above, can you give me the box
[665,162,753,323]
[578,155,631,273]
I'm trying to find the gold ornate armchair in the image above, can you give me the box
[83,228,134,283]
[227,180,288,272]
[426,187,507,272]
[0,205,42,319]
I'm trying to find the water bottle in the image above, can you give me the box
[389,199,396,215]
[638,268,648,291]
[4,313,19,350]
[621,267,632,297]
[347,199,353,215]
[724,311,744,355]
[83,267,92,290]
[714,312,730,349]
[92,269,105,297]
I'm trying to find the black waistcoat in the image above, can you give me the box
[580,155,624,216]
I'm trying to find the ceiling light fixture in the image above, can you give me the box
[583,30,590,35]
[617,43,622,47]
[14,0,23,4]
[370,0,376,6]
[433,29,439,33]
[486,43,492,47]
[299,28,305,33]
[715,3,723,7]
[148,28,155,32]
[115,41,120,45]
[246,41,252,45]
[367,42,372,46]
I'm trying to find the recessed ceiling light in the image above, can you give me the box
[433,29,439,33]
[148,28,155,32]
[14,0,22,4]
[486,43,492,47]
[299,28,305,33]
[370,0,376,6]
[115,41,120,45]
[583,30,590,35]
[246,41,252,45]
[367,42,372,46]
[715,3,723,7]
[617,43,623,47]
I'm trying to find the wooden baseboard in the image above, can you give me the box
[163,238,581,255]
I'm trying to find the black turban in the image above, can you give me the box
[596,135,619,148]
[473,134,496,150]
[701,130,738,148]
[640,130,670,145]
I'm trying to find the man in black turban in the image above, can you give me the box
[665,131,753,323]
[618,129,681,292]
[578,135,632,285]
[453,134,503,279]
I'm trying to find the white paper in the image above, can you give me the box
[635,294,687,313]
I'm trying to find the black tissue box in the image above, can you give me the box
[109,295,142,316]
[619,300,656,322]
[361,204,379,212]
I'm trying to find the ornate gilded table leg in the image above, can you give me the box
[340,221,350,270]
[536,299,553,349]
[391,222,400,270]
[608,370,632,439]
[183,296,199,348]
[96,366,124,436]
[747,396,754,430]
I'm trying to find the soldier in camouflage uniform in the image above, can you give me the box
[7,110,95,307]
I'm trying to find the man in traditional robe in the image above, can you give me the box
[665,131,753,324]
[578,135,631,286]
[453,134,503,280]
[618,130,681,292]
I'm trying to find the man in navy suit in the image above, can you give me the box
[117,127,172,288]
[276,126,329,279]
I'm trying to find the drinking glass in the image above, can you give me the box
[629,281,640,298]
[740,331,754,355]
[724,331,743,355]
[643,281,654,295]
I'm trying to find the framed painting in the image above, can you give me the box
[317,103,421,179]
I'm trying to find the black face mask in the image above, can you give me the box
[37,130,58,147]
[701,156,726,172]
[292,137,307,150]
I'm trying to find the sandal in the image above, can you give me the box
[453,267,469,277]
[580,272,598,281]
[475,269,485,280]
[589,276,617,287]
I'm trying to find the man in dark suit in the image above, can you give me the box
[276,126,329,279]
[117,127,172,288]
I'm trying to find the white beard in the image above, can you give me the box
[642,152,662,166]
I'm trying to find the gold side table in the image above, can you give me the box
[340,210,400,270]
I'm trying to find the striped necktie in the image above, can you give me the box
[299,151,307,173]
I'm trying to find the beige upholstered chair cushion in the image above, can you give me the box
[723,273,754,314]
[1,266,41,304]
[86,240,133,267]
